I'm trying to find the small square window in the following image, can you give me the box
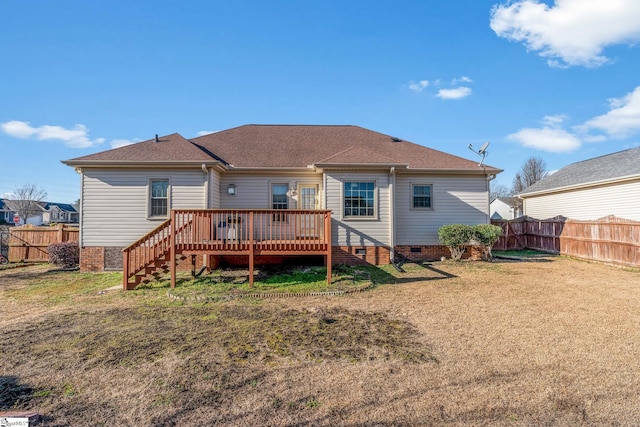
[355,248,366,255]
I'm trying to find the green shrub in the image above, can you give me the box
[438,224,474,261]
[472,224,503,260]
[49,242,79,269]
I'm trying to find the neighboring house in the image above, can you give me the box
[0,200,79,225]
[42,202,79,224]
[518,147,640,221]
[490,197,523,220]
[63,124,502,274]
[0,198,16,224]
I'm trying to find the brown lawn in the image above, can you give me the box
[1,257,639,426]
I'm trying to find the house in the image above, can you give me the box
[63,124,501,287]
[0,199,15,224]
[518,147,640,221]
[42,202,79,224]
[0,200,78,225]
[490,197,523,220]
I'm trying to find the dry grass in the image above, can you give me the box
[1,257,640,426]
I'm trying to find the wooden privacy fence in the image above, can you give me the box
[8,224,79,262]
[492,216,640,268]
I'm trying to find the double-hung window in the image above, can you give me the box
[271,183,288,221]
[343,181,375,218]
[412,184,432,209]
[149,179,169,218]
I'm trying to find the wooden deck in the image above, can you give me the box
[123,209,332,289]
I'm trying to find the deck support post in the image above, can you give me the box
[249,211,254,287]
[170,210,176,288]
[123,248,130,290]
[325,211,332,285]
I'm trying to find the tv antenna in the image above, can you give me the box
[468,141,490,166]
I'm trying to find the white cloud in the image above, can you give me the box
[452,76,473,85]
[111,139,140,149]
[436,87,472,100]
[408,80,429,92]
[579,86,640,138]
[195,130,218,137]
[505,86,640,152]
[0,120,105,148]
[507,127,582,152]
[490,0,640,67]
[1,192,16,199]
[541,114,568,127]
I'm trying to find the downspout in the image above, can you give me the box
[201,164,209,209]
[389,167,396,263]
[76,167,84,247]
[486,173,496,223]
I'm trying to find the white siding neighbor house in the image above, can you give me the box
[518,147,640,221]
[63,125,501,278]
[490,197,523,220]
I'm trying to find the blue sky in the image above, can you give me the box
[1,0,640,203]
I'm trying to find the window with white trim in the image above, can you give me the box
[271,183,288,221]
[149,179,169,218]
[412,184,432,209]
[343,181,375,218]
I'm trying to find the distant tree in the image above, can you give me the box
[5,183,47,225]
[512,156,548,194]
[490,182,512,202]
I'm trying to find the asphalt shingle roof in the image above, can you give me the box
[519,147,640,196]
[65,125,501,173]
[67,133,214,163]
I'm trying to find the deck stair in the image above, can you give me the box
[122,209,332,290]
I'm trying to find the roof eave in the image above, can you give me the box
[312,162,409,170]
[62,160,225,170]
[400,167,503,175]
[518,174,640,198]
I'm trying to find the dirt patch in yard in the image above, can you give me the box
[1,257,640,426]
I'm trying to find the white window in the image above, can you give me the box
[271,183,288,221]
[412,184,433,209]
[149,179,169,218]
[344,181,375,218]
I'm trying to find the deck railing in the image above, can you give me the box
[123,209,332,289]
[172,209,331,254]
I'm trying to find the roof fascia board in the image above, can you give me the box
[312,163,409,169]
[62,160,224,170]
[518,174,640,198]
[225,166,319,173]
[398,167,503,175]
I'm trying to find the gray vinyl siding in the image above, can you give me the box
[209,169,221,208]
[523,180,640,221]
[81,169,207,246]
[325,171,391,247]
[219,173,323,210]
[395,175,489,246]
